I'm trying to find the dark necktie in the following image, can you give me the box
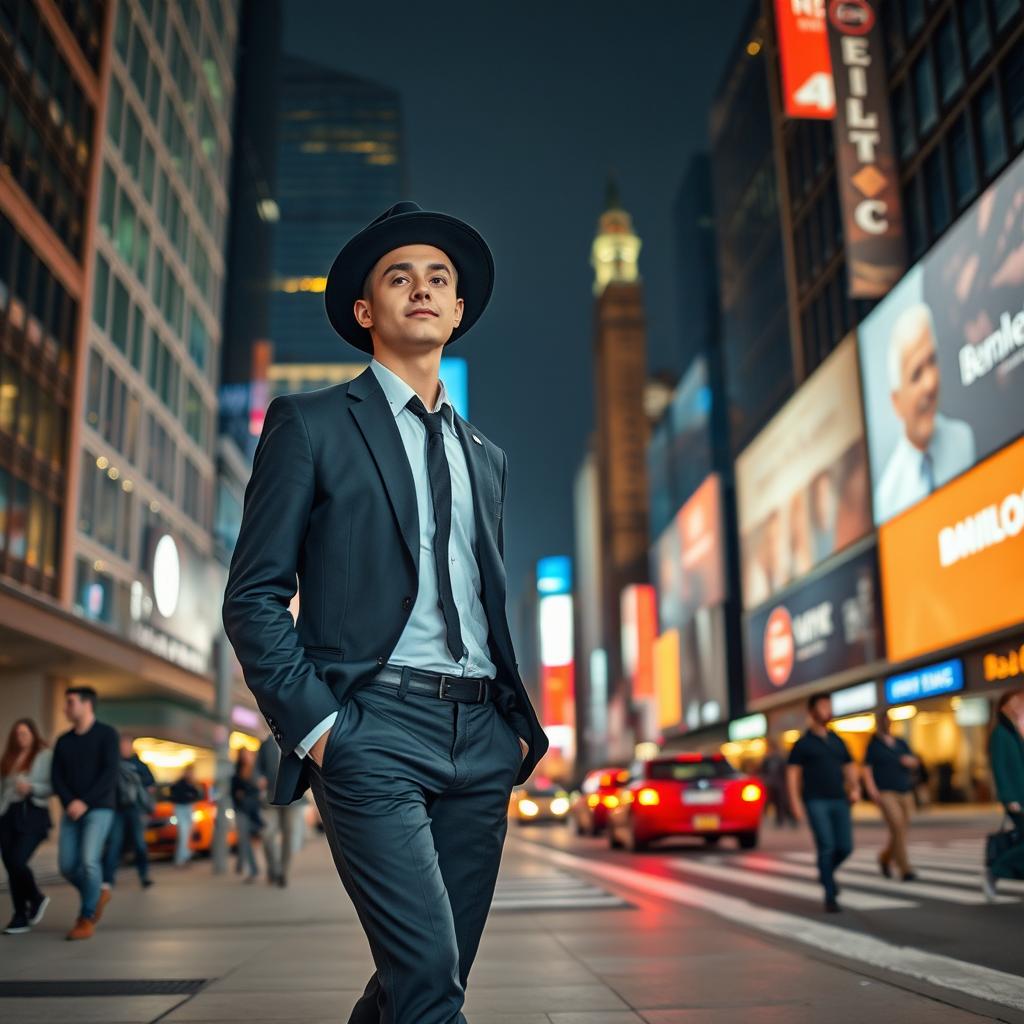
[405,395,465,662]
[921,451,935,495]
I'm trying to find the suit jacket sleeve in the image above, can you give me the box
[222,396,342,755]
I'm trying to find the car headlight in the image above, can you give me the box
[518,799,539,816]
[550,797,570,815]
[225,808,235,820]
[169,815,178,825]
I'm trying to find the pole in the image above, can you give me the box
[211,633,233,873]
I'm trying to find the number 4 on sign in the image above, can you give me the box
[794,72,835,114]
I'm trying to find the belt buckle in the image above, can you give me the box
[438,675,451,700]
[476,678,485,703]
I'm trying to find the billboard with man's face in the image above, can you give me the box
[858,150,1024,525]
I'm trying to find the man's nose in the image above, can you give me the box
[411,279,431,300]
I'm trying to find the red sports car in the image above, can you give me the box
[570,766,630,836]
[607,753,764,852]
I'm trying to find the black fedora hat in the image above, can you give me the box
[324,201,494,354]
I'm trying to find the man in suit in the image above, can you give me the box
[874,302,975,522]
[222,202,547,1023]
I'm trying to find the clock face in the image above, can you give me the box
[153,533,180,619]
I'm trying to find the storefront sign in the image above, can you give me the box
[885,659,964,704]
[830,680,878,715]
[745,544,884,704]
[775,0,835,120]
[736,337,871,610]
[965,633,1024,689]
[878,436,1024,662]
[729,713,768,742]
[859,150,1024,525]
[826,0,905,297]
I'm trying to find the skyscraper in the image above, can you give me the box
[269,57,405,367]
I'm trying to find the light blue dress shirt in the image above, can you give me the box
[295,359,496,758]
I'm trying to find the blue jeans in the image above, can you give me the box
[173,804,193,865]
[102,807,150,886]
[58,808,114,918]
[805,798,853,901]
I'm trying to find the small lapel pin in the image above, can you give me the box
[472,434,482,445]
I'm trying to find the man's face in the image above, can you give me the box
[891,324,940,451]
[354,244,463,354]
[810,697,832,726]
[64,693,87,726]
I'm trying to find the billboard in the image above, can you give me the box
[744,544,884,704]
[859,151,1024,526]
[650,474,727,732]
[965,632,1024,691]
[826,0,905,297]
[878,435,1024,663]
[736,335,871,610]
[774,0,835,120]
[885,659,964,704]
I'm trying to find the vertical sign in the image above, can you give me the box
[775,0,835,119]
[621,584,657,700]
[826,0,905,297]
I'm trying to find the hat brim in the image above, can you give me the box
[324,210,494,354]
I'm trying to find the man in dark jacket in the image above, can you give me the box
[101,735,156,892]
[984,689,1024,899]
[222,203,548,1022]
[51,687,119,940]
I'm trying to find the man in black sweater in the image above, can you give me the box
[51,686,119,940]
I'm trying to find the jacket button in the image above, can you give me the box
[377,656,385,666]
[402,597,412,609]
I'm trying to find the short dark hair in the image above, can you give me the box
[65,685,98,708]
[807,692,830,711]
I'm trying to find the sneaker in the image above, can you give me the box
[824,898,841,913]
[93,887,112,922]
[66,915,95,941]
[878,856,892,879]
[27,895,49,926]
[3,914,30,935]
[982,869,998,903]
[901,871,918,882]
[141,877,154,889]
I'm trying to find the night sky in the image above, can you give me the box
[284,1,749,615]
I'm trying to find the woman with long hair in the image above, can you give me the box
[231,747,262,883]
[984,689,1024,900]
[0,718,53,934]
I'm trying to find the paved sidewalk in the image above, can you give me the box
[0,833,1006,1023]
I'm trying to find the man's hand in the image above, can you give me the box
[66,799,88,821]
[308,730,330,769]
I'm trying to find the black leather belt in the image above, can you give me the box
[372,664,493,704]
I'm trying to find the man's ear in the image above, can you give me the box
[354,297,373,329]
[452,296,465,327]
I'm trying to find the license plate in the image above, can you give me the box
[683,789,723,805]
[692,814,720,831]
[145,830,158,844]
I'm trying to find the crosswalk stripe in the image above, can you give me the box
[491,870,631,911]
[737,854,1016,905]
[666,856,914,910]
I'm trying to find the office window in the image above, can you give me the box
[9,478,28,559]
[85,348,102,428]
[135,219,150,285]
[111,276,130,352]
[950,114,979,209]
[892,83,916,159]
[140,138,155,200]
[130,304,145,372]
[129,24,147,98]
[106,75,124,144]
[975,78,1008,175]
[936,16,965,104]
[904,0,926,40]
[114,1,131,60]
[992,0,1021,32]
[122,105,142,179]
[91,253,110,330]
[924,148,951,236]
[0,467,7,554]
[99,163,115,236]
[963,0,993,69]
[1002,38,1024,146]
[114,187,135,264]
[904,177,927,259]
[913,50,939,135]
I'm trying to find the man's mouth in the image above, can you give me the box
[407,309,438,318]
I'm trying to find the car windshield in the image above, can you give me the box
[647,760,738,782]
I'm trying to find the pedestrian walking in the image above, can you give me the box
[862,713,920,881]
[168,765,201,867]
[51,686,119,940]
[760,736,795,827]
[101,735,156,892]
[786,692,861,913]
[223,202,547,1023]
[983,689,1024,900]
[254,734,294,887]
[0,719,53,935]
[230,747,261,883]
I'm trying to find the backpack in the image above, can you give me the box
[116,761,143,810]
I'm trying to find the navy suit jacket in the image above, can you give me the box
[222,367,548,804]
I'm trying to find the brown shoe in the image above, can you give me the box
[94,887,112,921]
[66,916,95,941]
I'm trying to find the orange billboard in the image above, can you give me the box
[774,0,835,119]
[879,436,1024,662]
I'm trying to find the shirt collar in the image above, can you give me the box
[370,359,454,427]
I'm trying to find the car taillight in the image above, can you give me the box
[740,783,762,803]
[587,794,600,808]
[637,788,660,806]
[601,794,620,808]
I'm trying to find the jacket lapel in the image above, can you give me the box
[454,414,504,600]
[348,368,419,570]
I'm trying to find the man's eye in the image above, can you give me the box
[431,276,448,286]
[391,276,408,285]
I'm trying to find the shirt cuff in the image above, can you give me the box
[294,712,337,759]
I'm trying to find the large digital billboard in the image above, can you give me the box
[878,435,1024,663]
[736,335,871,610]
[744,544,884,705]
[859,150,1024,525]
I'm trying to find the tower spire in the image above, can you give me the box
[590,181,641,296]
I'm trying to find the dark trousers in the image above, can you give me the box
[309,679,522,1024]
[805,798,853,901]
[102,806,151,886]
[992,809,1024,880]
[0,808,47,915]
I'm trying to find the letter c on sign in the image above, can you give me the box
[854,198,888,234]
